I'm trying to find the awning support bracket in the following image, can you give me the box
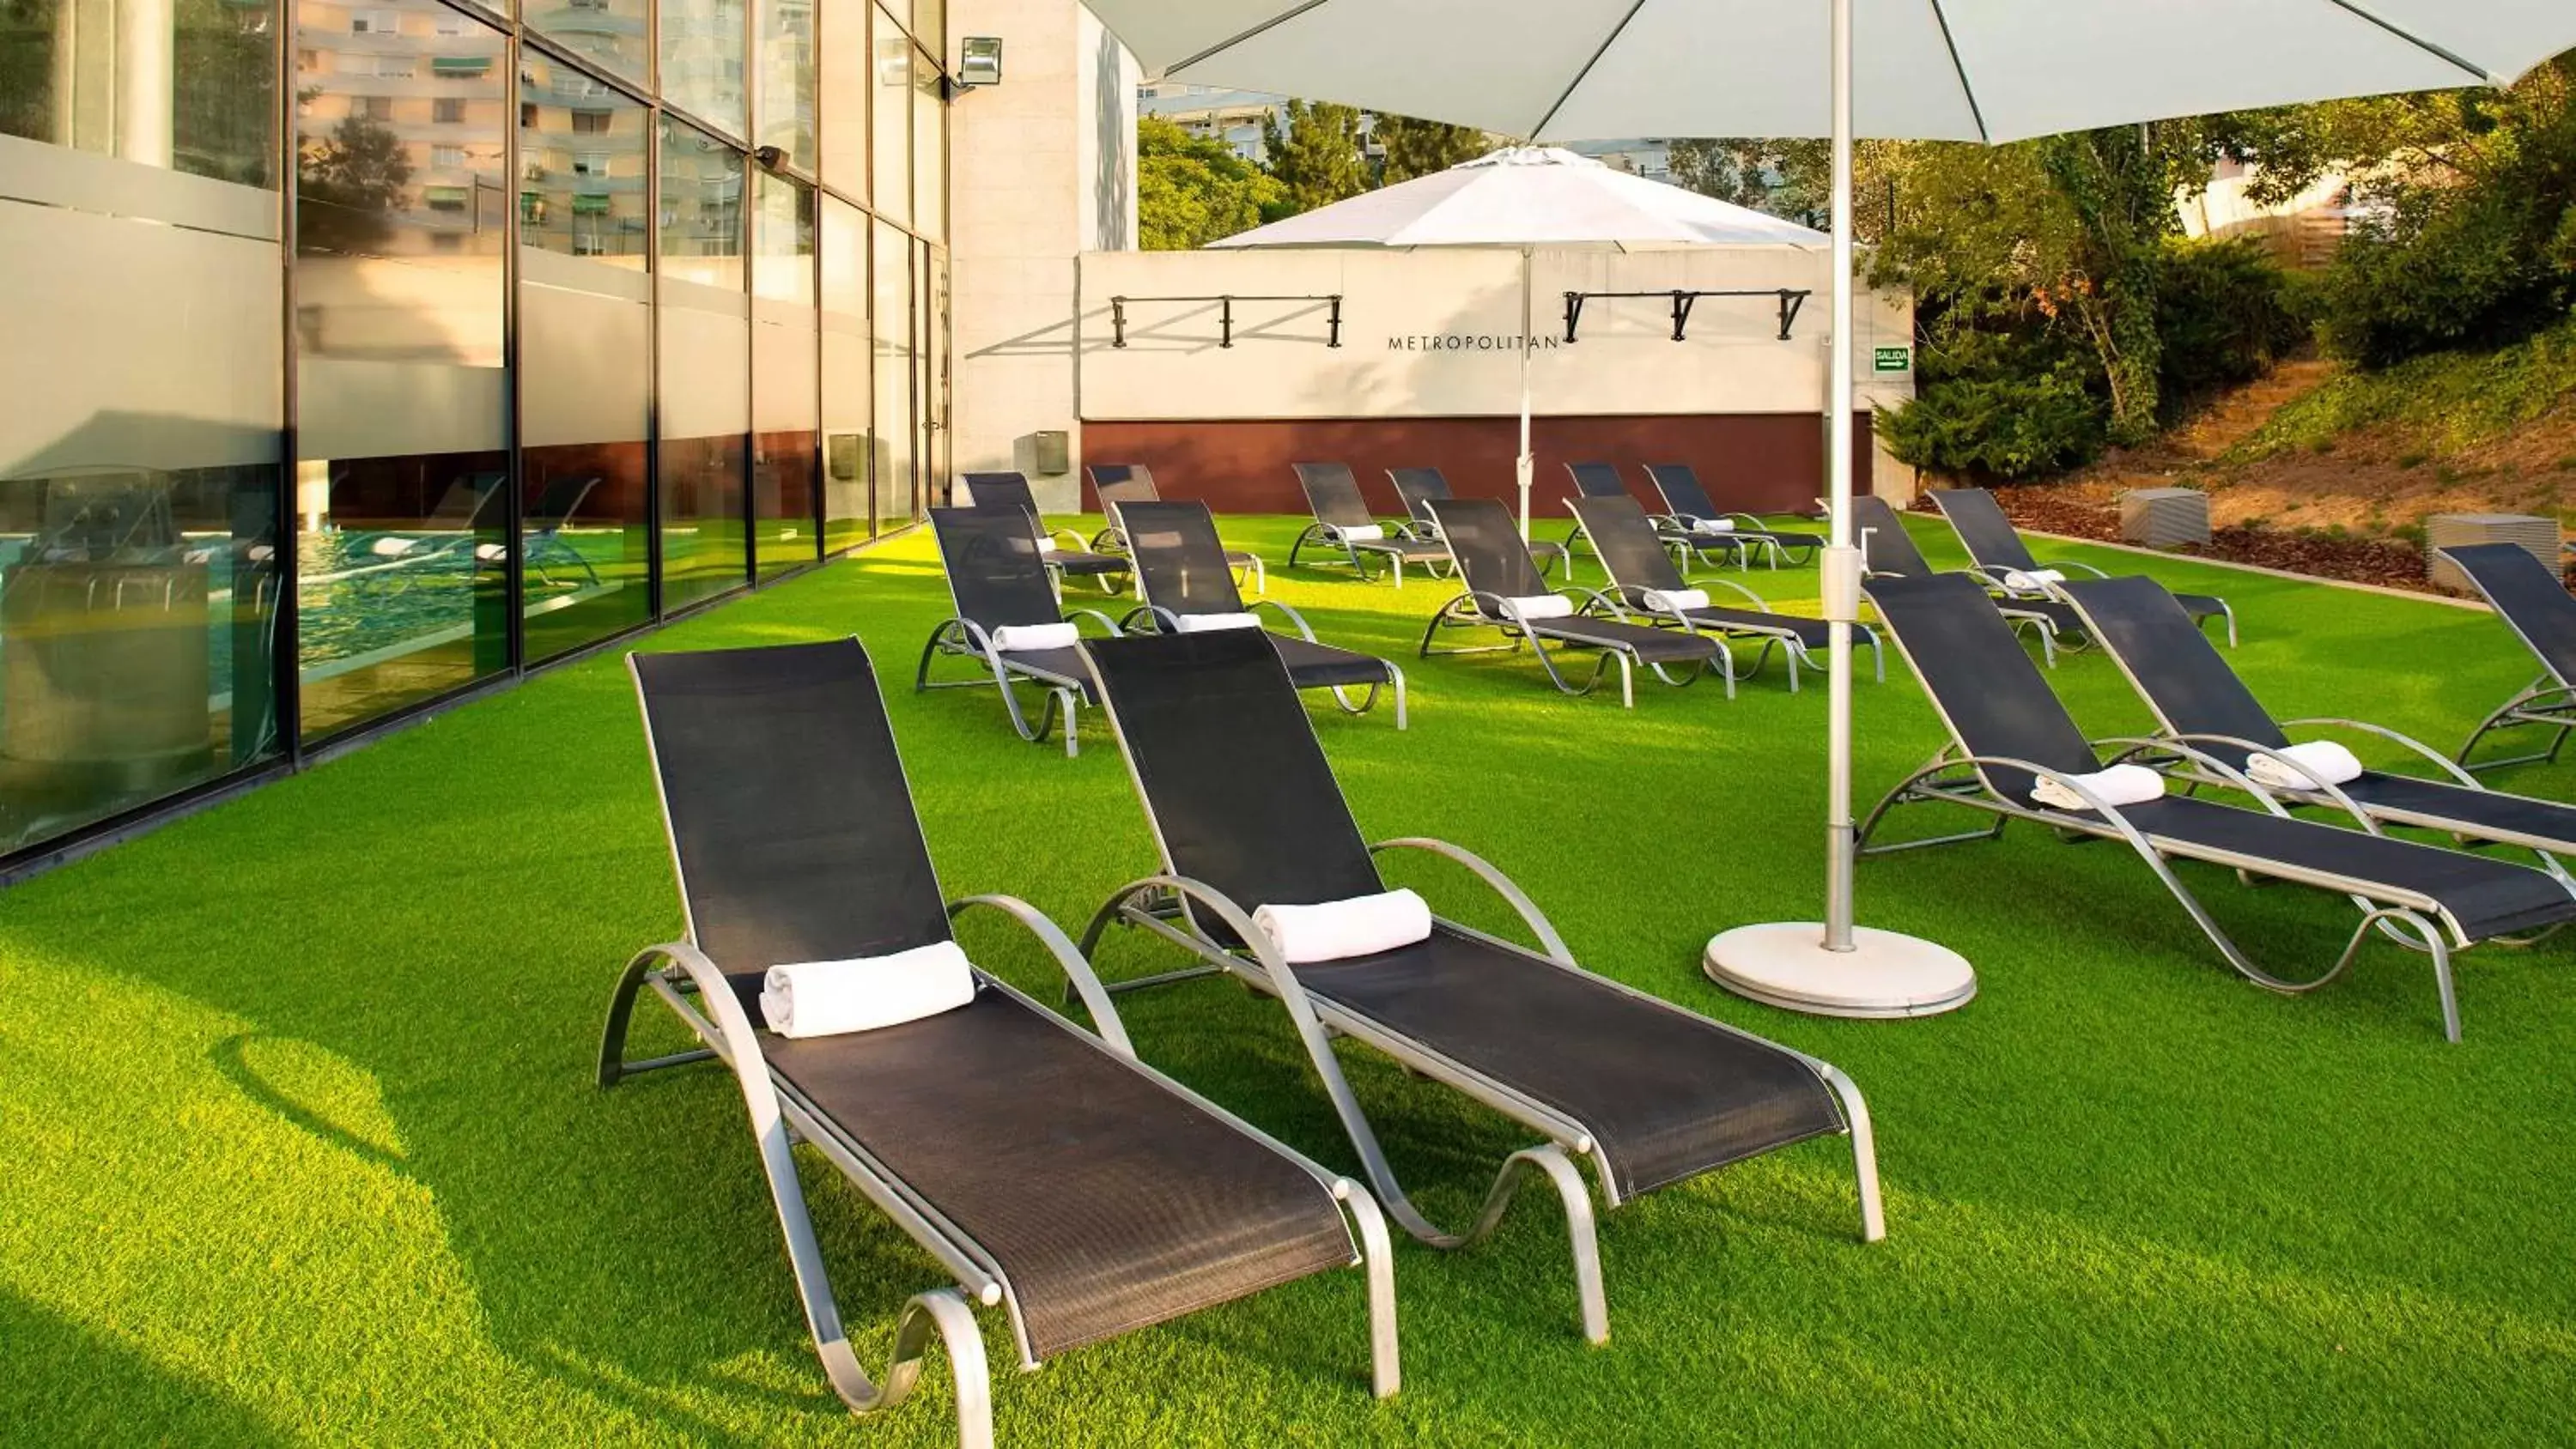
[1107,294,1346,349]
[1560,288,1814,343]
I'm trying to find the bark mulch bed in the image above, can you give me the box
[1918,486,2442,595]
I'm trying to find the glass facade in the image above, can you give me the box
[0,0,950,867]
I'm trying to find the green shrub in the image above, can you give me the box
[2316,185,2576,367]
[1880,368,2108,481]
[2155,237,2306,406]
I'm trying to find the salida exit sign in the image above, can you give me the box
[1874,345,1912,373]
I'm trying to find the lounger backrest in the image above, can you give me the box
[2439,543,2576,687]
[1565,461,1631,500]
[528,473,598,529]
[1088,464,1160,510]
[1119,500,1248,617]
[959,471,1042,514]
[1851,494,1935,576]
[1864,572,2104,802]
[2058,576,2287,753]
[1643,463,1720,519]
[1567,495,1688,594]
[1084,627,1386,922]
[929,506,1065,632]
[1292,462,1376,530]
[1385,467,1450,530]
[1424,496,1550,603]
[1929,488,2042,573]
[631,640,952,973]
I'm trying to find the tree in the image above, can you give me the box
[296,112,414,256]
[1667,138,1832,226]
[1138,117,1284,249]
[1260,100,1369,220]
[1374,113,1492,184]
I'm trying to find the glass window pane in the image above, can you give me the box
[517,52,649,661]
[872,217,910,535]
[752,171,816,578]
[292,0,508,740]
[658,118,749,610]
[756,0,817,174]
[913,0,941,57]
[524,0,648,91]
[817,0,868,197]
[2,0,278,188]
[869,5,908,226]
[821,196,870,553]
[911,43,941,240]
[661,0,747,139]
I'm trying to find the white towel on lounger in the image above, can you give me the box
[2247,740,2364,791]
[989,621,1078,652]
[1689,518,1735,535]
[1253,889,1434,965]
[2002,568,2065,591]
[1504,593,1576,620]
[760,941,978,1039]
[1642,587,1710,613]
[2031,763,2166,812]
[1173,611,1261,634]
[1034,537,1060,556]
[1338,524,1385,543]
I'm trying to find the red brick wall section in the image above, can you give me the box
[1076,413,1870,516]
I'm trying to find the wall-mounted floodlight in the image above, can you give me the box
[946,36,1003,98]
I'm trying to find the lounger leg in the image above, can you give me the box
[1336,1181,1403,1398]
[1820,1065,1886,1244]
[1057,688,1079,759]
[1615,652,1633,709]
[1388,664,1408,731]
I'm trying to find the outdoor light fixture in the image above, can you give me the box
[945,36,1003,98]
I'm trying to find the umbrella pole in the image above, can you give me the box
[1702,0,1974,1020]
[1518,245,1534,540]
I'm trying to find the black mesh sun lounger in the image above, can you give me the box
[1569,494,1881,696]
[1115,499,1406,728]
[2437,542,2576,772]
[600,640,1398,1447]
[1288,463,1453,587]
[1386,465,1568,579]
[919,506,1121,755]
[1564,461,1756,573]
[2063,573,2576,920]
[1929,486,2237,646]
[1073,626,1880,1343]
[1862,572,2576,1041]
[1084,464,1266,591]
[1645,463,1826,567]
[1853,492,2079,664]
[959,470,1131,593]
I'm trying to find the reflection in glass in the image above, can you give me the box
[757,0,817,174]
[0,0,277,186]
[872,217,911,532]
[820,196,871,554]
[911,41,942,240]
[519,53,650,659]
[292,0,509,739]
[752,171,817,577]
[662,0,747,138]
[0,468,283,854]
[912,0,941,56]
[870,5,908,227]
[924,245,949,513]
[523,0,648,85]
[817,0,870,198]
[659,118,750,610]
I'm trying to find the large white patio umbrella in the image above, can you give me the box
[1208,146,1826,541]
[1081,0,2576,1019]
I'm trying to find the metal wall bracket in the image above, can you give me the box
[1561,288,1813,343]
[1108,294,1344,349]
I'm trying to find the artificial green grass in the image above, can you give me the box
[5,515,2575,1446]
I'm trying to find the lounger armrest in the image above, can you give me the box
[2034,558,2111,579]
[1698,575,1774,611]
[611,939,775,1100]
[2102,733,2350,826]
[1368,837,1576,965]
[947,894,1136,1058]
[1249,597,1320,642]
[1065,606,1125,637]
[1116,603,1167,634]
[1938,753,2174,857]
[1089,872,1335,1019]
[1046,526,1090,553]
[1553,585,1627,619]
[2280,717,2486,788]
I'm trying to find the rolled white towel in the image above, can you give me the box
[1173,610,1261,634]
[1337,523,1386,543]
[1034,537,1060,556]
[1504,593,1576,621]
[759,940,978,1039]
[2031,762,2166,812]
[1688,518,1736,535]
[2246,740,2365,791]
[1642,587,1710,613]
[2002,568,2066,591]
[369,536,422,558]
[989,621,1078,652]
[1254,888,1434,965]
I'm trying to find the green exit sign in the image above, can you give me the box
[1874,346,1912,373]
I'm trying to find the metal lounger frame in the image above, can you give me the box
[1419,585,1717,706]
[1850,512,2067,667]
[1126,600,1407,729]
[914,609,1121,757]
[1619,576,1883,695]
[1287,520,1450,589]
[2439,546,2576,772]
[1930,491,2239,648]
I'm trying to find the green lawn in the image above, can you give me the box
[6,515,2574,1446]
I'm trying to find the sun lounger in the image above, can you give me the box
[1927,486,2236,646]
[1643,463,1825,567]
[1852,492,2077,664]
[1084,463,1265,592]
[1862,571,2576,1041]
[1569,493,1881,695]
[1115,498,1405,727]
[1288,463,1453,586]
[1385,465,1568,579]
[1419,496,1721,705]
[1073,626,1880,1342]
[521,472,602,587]
[601,639,1398,1446]
[918,506,1123,755]
[2437,542,2576,772]
[958,470,1131,593]
[1564,461,1763,573]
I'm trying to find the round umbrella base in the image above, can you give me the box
[1704,923,1976,1019]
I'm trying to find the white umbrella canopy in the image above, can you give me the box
[1081,0,2576,1020]
[1209,146,1828,538]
